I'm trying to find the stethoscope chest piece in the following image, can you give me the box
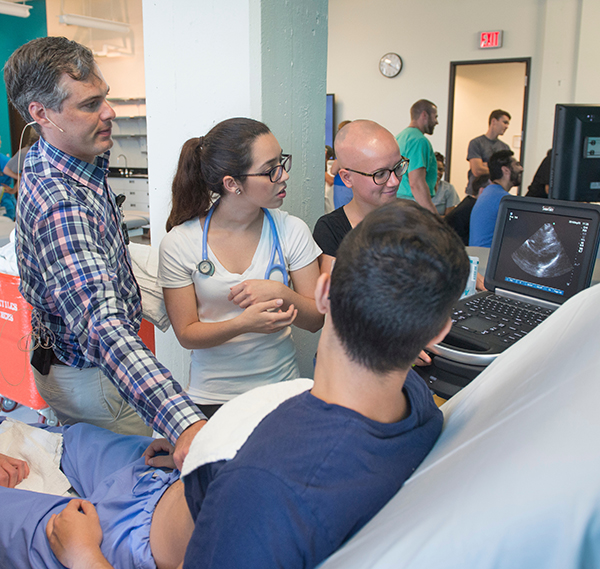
[197,259,215,277]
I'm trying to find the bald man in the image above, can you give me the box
[313,120,407,275]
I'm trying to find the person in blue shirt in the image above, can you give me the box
[469,149,523,247]
[0,200,469,569]
[0,148,16,220]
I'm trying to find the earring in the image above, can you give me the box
[235,188,241,195]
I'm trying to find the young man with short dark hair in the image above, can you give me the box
[0,201,469,569]
[465,109,512,196]
[469,149,523,247]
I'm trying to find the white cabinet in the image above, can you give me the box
[109,98,147,170]
[109,177,149,212]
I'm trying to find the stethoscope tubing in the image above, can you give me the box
[198,202,288,286]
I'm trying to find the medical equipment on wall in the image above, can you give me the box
[197,202,289,286]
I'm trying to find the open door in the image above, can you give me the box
[446,58,531,198]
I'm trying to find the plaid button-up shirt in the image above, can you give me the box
[16,137,204,443]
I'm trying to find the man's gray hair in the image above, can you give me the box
[4,37,96,127]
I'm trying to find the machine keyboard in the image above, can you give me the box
[451,294,554,346]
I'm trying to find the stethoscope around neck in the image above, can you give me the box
[197,201,289,286]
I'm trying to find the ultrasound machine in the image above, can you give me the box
[417,196,600,399]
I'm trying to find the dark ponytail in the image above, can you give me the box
[166,118,271,232]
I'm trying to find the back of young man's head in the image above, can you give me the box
[329,201,469,373]
[4,36,96,126]
[488,149,514,181]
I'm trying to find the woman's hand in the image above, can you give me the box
[228,279,287,308]
[0,453,29,488]
[238,299,297,334]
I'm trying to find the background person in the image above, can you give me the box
[469,150,523,247]
[465,109,511,195]
[3,129,40,183]
[432,152,460,216]
[525,149,551,198]
[395,99,439,214]
[445,173,489,246]
[4,37,206,467]
[313,121,430,367]
[158,118,323,419]
[331,120,353,209]
[324,145,335,213]
[313,120,406,275]
[0,137,17,221]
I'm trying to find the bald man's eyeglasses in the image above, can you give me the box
[344,157,409,185]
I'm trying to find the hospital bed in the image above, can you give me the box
[319,281,600,568]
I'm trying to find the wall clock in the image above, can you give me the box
[379,53,403,78]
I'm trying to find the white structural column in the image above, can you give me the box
[142,0,328,383]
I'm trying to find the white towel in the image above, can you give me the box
[128,243,171,332]
[0,228,18,276]
[181,378,314,478]
[0,418,71,496]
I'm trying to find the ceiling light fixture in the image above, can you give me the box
[0,1,32,18]
[59,13,130,34]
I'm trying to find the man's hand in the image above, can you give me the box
[142,438,176,469]
[46,500,112,569]
[476,272,487,292]
[173,420,207,470]
[0,453,29,488]
[413,350,432,367]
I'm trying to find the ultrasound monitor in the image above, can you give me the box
[485,196,600,306]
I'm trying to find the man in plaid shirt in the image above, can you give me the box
[3,37,205,468]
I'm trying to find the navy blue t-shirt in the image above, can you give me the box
[183,370,442,569]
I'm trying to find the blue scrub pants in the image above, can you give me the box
[0,423,178,569]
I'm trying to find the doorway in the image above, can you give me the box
[446,58,531,198]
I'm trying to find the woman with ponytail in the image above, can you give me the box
[158,118,323,418]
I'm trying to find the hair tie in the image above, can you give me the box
[197,136,205,151]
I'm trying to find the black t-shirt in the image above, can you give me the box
[445,195,477,246]
[313,206,352,257]
[525,152,551,198]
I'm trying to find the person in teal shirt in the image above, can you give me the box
[395,99,439,214]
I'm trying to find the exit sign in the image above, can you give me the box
[480,31,503,49]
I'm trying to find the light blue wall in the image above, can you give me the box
[0,0,47,156]
[261,0,328,226]
[261,0,328,377]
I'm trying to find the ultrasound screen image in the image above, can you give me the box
[492,207,594,302]
[511,223,573,278]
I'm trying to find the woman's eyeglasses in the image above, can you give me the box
[236,154,292,183]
